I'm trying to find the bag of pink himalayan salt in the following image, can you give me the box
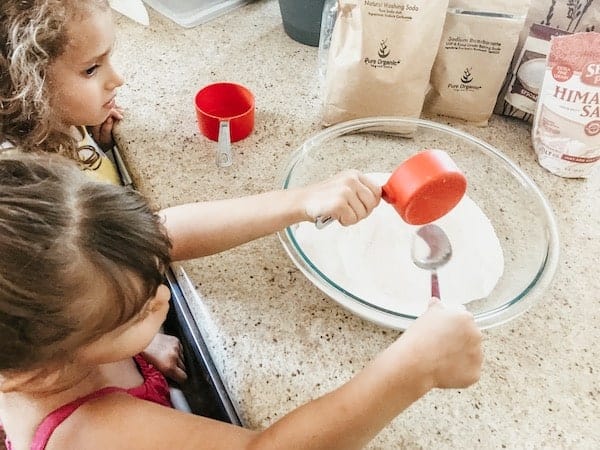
[532,32,600,178]
[321,0,449,125]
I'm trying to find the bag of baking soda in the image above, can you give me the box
[532,32,600,178]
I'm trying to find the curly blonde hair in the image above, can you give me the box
[0,0,109,162]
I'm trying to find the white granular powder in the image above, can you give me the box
[294,173,504,316]
[517,58,546,94]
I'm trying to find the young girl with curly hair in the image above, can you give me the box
[0,0,194,390]
[0,0,124,184]
[0,0,394,397]
[0,152,482,450]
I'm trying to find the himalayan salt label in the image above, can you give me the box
[532,32,600,178]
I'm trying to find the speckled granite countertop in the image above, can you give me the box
[112,1,599,447]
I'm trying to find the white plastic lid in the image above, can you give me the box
[143,0,252,28]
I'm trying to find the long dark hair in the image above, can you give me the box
[0,152,172,374]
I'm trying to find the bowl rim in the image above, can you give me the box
[278,116,560,330]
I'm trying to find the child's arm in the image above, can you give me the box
[60,299,481,450]
[160,170,381,261]
[250,298,482,449]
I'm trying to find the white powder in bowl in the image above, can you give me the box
[294,173,504,316]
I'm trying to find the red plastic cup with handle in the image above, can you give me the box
[194,82,255,167]
[382,149,467,225]
[315,149,466,228]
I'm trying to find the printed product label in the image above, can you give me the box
[364,1,420,20]
[362,2,424,69]
[532,32,600,178]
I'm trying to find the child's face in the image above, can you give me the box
[77,284,171,365]
[47,7,124,129]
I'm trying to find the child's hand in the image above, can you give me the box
[89,106,124,151]
[400,298,483,390]
[141,333,188,384]
[301,170,381,226]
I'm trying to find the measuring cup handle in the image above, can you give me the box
[431,271,440,299]
[217,120,233,167]
[315,216,334,229]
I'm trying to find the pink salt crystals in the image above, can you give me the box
[532,32,600,178]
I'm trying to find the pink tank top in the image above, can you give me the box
[3,354,172,450]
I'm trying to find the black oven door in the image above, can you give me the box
[163,267,242,426]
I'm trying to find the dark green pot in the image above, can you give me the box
[278,0,326,47]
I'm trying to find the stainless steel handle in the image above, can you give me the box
[315,215,334,229]
[217,121,233,167]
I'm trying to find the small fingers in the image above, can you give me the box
[170,366,188,384]
[306,170,382,225]
[95,119,115,150]
[337,171,381,226]
[357,173,382,204]
[111,106,125,120]
[100,117,113,139]
[88,125,101,140]
[176,367,188,383]
[338,195,361,226]
[88,121,113,148]
[345,184,372,224]
[356,184,380,215]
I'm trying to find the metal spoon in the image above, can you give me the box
[411,224,452,299]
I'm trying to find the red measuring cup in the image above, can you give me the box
[382,149,467,225]
[315,149,466,228]
[194,82,255,167]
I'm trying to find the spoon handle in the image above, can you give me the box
[431,271,440,299]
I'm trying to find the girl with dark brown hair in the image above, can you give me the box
[0,152,482,450]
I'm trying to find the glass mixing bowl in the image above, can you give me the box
[278,117,559,330]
